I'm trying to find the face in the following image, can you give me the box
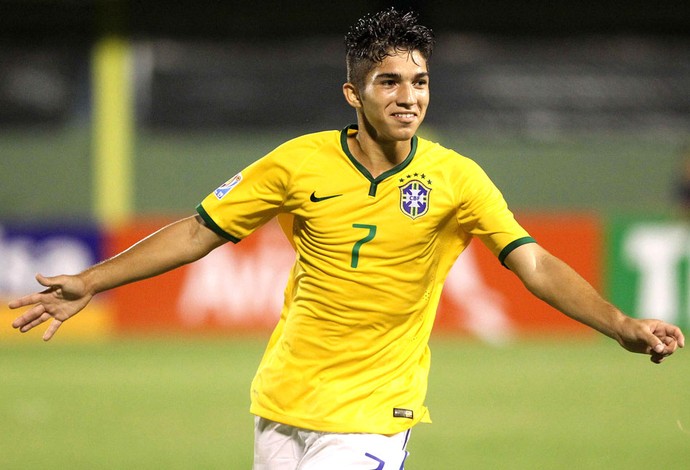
[344,49,430,143]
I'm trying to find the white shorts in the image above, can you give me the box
[252,417,411,470]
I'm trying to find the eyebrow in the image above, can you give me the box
[374,72,430,81]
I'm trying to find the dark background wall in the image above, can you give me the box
[4,1,690,39]
[2,1,689,218]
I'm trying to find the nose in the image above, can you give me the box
[396,83,417,106]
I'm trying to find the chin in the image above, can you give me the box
[393,127,418,141]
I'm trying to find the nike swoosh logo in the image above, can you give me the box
[310,191,343,203]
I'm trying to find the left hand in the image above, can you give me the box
[617,318,685,364]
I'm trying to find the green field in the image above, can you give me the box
[1,336,689,469]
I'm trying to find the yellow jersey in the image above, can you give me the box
[197,125,533,434]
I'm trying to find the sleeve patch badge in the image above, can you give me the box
[214,173,243,200]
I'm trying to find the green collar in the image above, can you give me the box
[339,124,418,196]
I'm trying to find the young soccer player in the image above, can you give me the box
[10,8,684,469]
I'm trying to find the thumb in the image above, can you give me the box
[626,320,667,356]
[641,327,665,354]
[35,273,63,289]
[651,341,665,354]
[643,320,686,364]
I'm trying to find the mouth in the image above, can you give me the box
[391,112,417,123]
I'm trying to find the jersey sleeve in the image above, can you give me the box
[455,159,535,263]
[197,149,291,242]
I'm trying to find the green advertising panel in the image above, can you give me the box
[608,215,690,331]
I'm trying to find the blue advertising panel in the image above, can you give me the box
[0,221,103,298]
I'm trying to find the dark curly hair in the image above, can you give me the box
[345,8,435,88]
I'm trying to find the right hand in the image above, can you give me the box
[9,273,93,341]
[615,316,685,364]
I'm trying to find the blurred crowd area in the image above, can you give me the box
[2,34,689,134]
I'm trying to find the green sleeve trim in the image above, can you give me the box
[196,204,241,244]
[498,236,536,267]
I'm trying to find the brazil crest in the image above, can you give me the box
[399,179,431,220]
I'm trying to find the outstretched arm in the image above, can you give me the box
[10,214,227,341]
[504,243,685,363]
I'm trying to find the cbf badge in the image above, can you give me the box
[399,179,431,219]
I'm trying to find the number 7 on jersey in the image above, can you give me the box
[351,224,377,268]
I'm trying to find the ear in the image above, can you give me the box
[342,82,362,109]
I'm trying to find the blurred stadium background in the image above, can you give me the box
[1,1,690,468]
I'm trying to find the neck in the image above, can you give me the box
[347,124,412,178]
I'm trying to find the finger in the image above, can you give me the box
[21,312,53,333]
[646,333,666,355]
[43,319,63,341]
[8,275,61,309]
[655,333,684,355]
[651,346,674,363]
[8,293,47,309]
[651,354,664,364]
[11,304,46,329]
[661,335,679,353]
[675,328,685,348]
[652,323,685,350]
[650,340,677,356]
[650,342,676,364]
[635,321,685,363]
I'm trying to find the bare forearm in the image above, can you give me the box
[82,215,225,295]
[504,243,684,363]
[505,244,625,340]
